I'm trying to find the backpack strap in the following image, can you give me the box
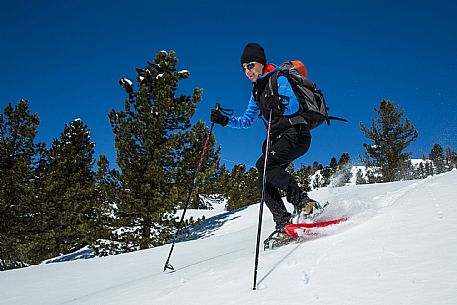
[328,116,349,123]
[268,71,291,102]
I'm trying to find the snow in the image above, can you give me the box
[42,246,95,264]
[121,77,133,86]
[410,158,428,165]
[175,196,227,221]
[1,171,457,305]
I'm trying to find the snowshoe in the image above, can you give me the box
[263,229,296,250]
[285,217,348,238]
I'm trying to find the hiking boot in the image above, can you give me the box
[263,228,295,250]
[293,193,320,218]
[302,200,319,215]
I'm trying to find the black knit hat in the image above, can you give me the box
[240,43,267,65]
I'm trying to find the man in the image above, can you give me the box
[210,43,318,243]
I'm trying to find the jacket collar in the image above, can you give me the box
[257,63,280,81]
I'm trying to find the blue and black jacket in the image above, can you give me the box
[227,64,301,129]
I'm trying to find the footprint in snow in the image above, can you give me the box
[302,272,310,285]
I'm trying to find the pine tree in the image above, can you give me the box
[355,169,367,184]
[296,164,312,191]
[360,99,418,182]
[329,157,338,173]
[212,163,231,195]
[313,173,322,189]
[446,146,457,169]
[400,160,416,180]
[312,161,323,172]
[366,169,378,184]
[35,119,98,258]
[338,153,350,166]
[0,100,41,270]
[321,167,332,187]
[226,164,246,211]
[417,162,426,179]
[287,162,297,178]
[226,165,259,211]
[173,121,220,209]
[425,161,434,176]
[244,167,260,204]
[332,153,353,187]
[429,144,446,174]
[91,155,119,256]
[109,50,202,250]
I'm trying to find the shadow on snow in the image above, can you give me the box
[175,206,248,242]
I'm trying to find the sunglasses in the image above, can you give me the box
[242,61,257,72]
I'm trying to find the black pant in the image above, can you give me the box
[256,124,311,230]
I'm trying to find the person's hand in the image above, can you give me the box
[266,96,285,116]
[210,109,229,127]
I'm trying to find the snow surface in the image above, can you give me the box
[121,77,132,86]
[175,196,227,221]
[1,171,457,305]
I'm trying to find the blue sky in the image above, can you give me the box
[1,0,456,170]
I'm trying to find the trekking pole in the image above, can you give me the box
[163,103,220,272]
[252,108,273,290]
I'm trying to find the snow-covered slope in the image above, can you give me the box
[1,171,457,305]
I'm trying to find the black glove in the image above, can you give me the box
[266,96,285,117]
[210,109,229,127]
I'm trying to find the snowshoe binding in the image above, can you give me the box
[293,196,330,223]
[263,229,296,250]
